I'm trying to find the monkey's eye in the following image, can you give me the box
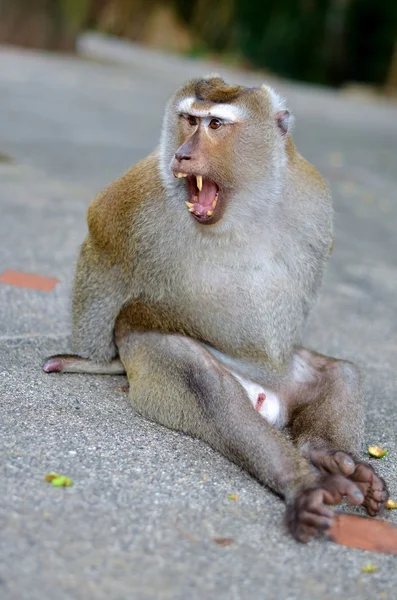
[187,115,198,127]
[209,118,222,130]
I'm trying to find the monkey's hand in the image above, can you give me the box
[286,474,366,543]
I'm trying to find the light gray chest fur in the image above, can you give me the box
[131,198,331,369]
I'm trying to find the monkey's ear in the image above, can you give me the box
[275,110,291,136]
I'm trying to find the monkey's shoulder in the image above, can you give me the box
[287,140,331,202]
[86,152,162,258]
[284,139,332,251]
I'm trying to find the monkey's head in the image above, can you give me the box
[159,76,293,227]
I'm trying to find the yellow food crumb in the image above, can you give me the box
[227,494,239,501]
[368,445,388,458]
[361,563,378,574]
[44,473,73,487]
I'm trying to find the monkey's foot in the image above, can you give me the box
[286,474,365,543]
[306,447,389,516]
[349,462,388,516]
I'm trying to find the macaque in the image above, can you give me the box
[44,76,388,542]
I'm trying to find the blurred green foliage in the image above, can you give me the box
[235,0,397,87]
[0,0,396,89]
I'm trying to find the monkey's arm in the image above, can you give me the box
[71,154,160,361]
[71,239,130,361]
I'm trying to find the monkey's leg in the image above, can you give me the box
[116,331,367,542]
[285,347,388,517]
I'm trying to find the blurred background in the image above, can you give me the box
[0,0,396,95]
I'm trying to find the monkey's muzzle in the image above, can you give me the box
[183,175,219,223]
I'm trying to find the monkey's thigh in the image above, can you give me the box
[116,331,316,496]
[118,331,225,438]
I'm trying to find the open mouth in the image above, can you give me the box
[175,173,219,223]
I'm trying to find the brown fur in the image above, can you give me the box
[115,301,198,342]
[86,152,161,261]
[194,77,245,103]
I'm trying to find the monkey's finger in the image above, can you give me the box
[311,450,355,477]
[365,491,387,515]
[381,489,390,502]
[328,452,355,476]
[310,483,342,506]
[322,476,364,506]
[299,511,333,530]
[352,463,375,483]
[350,463,389,513]
[306,502,335,521]
[304,491,335,518]
[370,489,388,502]
[366,501,382,517]
[294,525,318,543]
[352,464,387,492]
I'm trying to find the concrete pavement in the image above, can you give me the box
[1,37,397,600]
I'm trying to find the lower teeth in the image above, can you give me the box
[187,192,218,217]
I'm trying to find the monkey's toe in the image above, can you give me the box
[350,462,389,516]
[308,448,356,477]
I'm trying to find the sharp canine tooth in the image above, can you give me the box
[212,200,217,209]
[185,202,194,208]
[196,175,203,191]
[206,210,213,216]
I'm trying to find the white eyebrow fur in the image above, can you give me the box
[177,97,246,122]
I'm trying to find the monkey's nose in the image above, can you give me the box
[174,151,191,162]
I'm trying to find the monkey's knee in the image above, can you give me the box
[327,359,362,388]
[289,353,365,456]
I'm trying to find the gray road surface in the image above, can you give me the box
[1,36,397,600]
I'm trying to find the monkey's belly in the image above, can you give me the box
[117,298,273,362]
